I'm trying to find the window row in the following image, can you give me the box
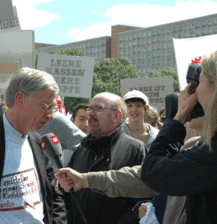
[119,18,217,41]
[83,47,106,54]
[72,40,106,49]
[120,51,175,59]
[130,58,176,67]
[119,27,217,47]
[85,52,106,58]
[119,44,174,55]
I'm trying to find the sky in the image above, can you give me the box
[12,0,217,45]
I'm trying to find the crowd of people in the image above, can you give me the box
[0,49,217,223]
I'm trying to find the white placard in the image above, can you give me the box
[120,76,173,111]
[37,53,95,98]
[173,34,217,90]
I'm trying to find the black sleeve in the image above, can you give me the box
[45,157,68,224]
[141,119,217,196]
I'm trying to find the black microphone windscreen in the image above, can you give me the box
[41,133,62,159]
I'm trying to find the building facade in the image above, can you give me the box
[36,36,111,63]
[117,13,217,77]
[36,13,217,77]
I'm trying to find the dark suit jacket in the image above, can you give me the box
[0,116,67,224]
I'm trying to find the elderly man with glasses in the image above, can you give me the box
[62,92,147,224]
[0,67,67,223]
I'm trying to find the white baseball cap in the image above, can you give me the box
[123,90,149,105]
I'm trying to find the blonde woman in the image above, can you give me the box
[141,50,217,223]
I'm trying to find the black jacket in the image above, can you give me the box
[67,124,147,224]
[0,116,67,224]
[141,119,217,224]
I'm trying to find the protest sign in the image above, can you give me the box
[37,53,95,98]
[120,76,173,111]
[173,34,217,90]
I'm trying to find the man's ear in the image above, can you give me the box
[113,110,122,123]
[71,117,74,122]
[14,92,26,108]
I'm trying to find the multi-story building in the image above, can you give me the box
[117,13,217,77]
[36,36,112,63]
[36,13,217,77]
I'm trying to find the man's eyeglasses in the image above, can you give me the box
[34,98,56,112]
[86,106,116,114]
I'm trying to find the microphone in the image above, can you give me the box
[41,133,63,169]
[41,133,87,224]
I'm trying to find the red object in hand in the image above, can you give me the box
[188,83,198,94]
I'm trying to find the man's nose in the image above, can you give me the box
[84,120,89,126]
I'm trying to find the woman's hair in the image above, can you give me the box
[200,50,217,151]
[144,105,163,130]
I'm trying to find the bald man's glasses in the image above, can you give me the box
[86,105,116,114]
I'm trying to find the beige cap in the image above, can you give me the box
[123,90,149,105]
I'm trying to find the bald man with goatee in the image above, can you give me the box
[62,92,147,224]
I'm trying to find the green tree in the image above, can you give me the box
[92,57,139,97]
[49,48,84,56]
[35,48,90,112]
[145,67,179,93]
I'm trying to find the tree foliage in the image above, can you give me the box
[145,67,179,93]
[49,48,84,56]
[92,57,139,97]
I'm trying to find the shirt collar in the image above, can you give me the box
[3,113,28,142]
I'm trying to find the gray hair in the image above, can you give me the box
[6,67,59,107]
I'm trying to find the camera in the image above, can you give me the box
[165,64,204,120]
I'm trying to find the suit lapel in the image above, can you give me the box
[28,133,47,195]
[0,116,5,180]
